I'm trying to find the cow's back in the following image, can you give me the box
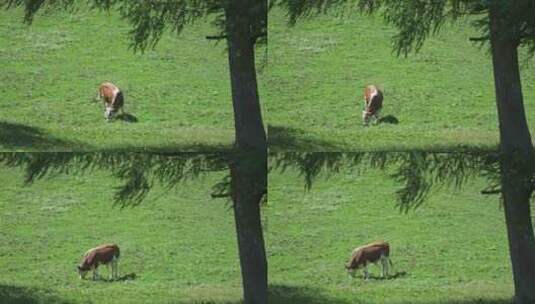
[81,244,120,268]
[99,83,119,103]
[347,241,389,269]
[114,91,124,108]
[364,85,383,114]
[95,244,120,264]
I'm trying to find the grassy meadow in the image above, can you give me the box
[0,6,259,152]
[266,160,519,304]
[266,10,535,151]
[0,163,244,304]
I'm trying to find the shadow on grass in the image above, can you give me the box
[115,113,138,123]
[98,272,137,282]
[268,284,512,304]
[0,121,231,152]
[350,271,408,281]
[378,114,399,125]
[100,143,233,153]
[0,122,85,151]
[0,285,75,304]
[269,284,352,304]
[268,125,340,151]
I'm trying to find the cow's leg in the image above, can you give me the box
[112,256,118,279]
[362,110,369,126]
[380,256,388,278]
[363,264,369,280]
[92,266,99,280]
[104,103,113,121]
[373,109,381,125]
[386,256,391,277]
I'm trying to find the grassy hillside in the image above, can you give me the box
[266,163,517,304]
[266,10,535,151]
[0,164,243,304]
[0,6,256,151]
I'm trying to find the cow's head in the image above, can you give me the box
[77,265,89,279]
[345,263,358,277]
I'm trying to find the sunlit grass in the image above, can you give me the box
[265,10,535,151]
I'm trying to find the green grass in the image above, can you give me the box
[266,163,521,303]
[0,6,255,152]
[0,165,244,304]
[265,10,535,151]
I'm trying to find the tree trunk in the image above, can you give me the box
[225,1,268,303]
[489,7,535,304]
[230,152,268,304]
[225,2,267,151]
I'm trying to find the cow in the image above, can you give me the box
[362,85,383,126]
[78,244,120,280]
[96,82,124,121]
[345,240,392,280]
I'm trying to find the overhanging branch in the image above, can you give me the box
[211,192,231,198]
[469,35,489,42]
[481,189,501,195]
[206,35,227,40]
[205,31,267,42]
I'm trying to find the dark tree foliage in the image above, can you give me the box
[1,0,267,51]
[269,151,533,212]
[277,0,535,57]
[0,152,232,205]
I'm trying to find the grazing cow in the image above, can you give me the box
[362,85,383,126]
[78,244,120,280]
[97,82,124,121]
[345,240,392,280]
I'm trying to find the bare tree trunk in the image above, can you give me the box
[230,152,268,304]
[225,1,268,303]
[489,7,535,304]
[225,3,267,151]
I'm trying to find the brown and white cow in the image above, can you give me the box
[78,244,120,280]
[96,82,124,121]
[345,240,392,279]
[362,85,383,126]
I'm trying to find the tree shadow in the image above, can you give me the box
[268,125,340,152]
[269,284,352,304]
[102,143,233,153]
[177,301,241,304]
[0,284,75,304]
[268,284,512,304]
[115,113,138,123]
[0,122,83,151]
[356,271,408,280]
[0,121,235,152]
[378,114,399,125]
